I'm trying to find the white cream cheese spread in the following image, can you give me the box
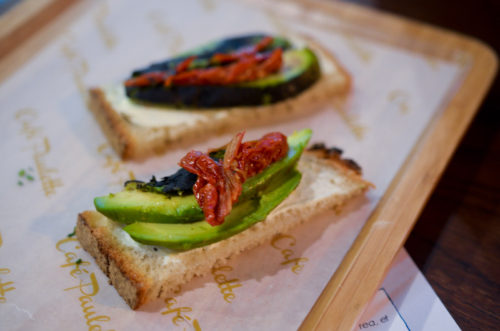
[103,85,230,128]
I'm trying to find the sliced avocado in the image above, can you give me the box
[94,190,203,224]
[238,128,311,202]
[124,169,302,250]
[125,34,320,108]
[94,129,312,225]
[242,48,318,88]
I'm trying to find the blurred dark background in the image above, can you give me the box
[344,1,500,329]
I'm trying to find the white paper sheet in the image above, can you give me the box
[0,0,464,330]
[355,249,460,331]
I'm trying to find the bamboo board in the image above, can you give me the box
[0,0,497,330]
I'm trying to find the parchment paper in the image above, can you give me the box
[0,0,464,330]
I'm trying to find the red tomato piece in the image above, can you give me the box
[176,56,196,73]
[126,37,282,88]
[124,72,166,87]
[179,131,288,226]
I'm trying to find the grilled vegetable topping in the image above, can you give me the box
[179,132,288,226]
[124,34,320,108]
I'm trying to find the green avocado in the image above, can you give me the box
[94,129,312,225]
[124,168,301,250]
[242,48,319,88]
[94,191,203,224]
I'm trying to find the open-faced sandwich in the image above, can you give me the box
[76,129,371,309]
[88,34,351,159]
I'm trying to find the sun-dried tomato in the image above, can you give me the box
[175,56,196,73]
[179,151,225,225]
[125,37,282,88]
[179,131,288,226]
[254,36,273,52]
[211,53,239,65]
[210,36,272,64]
[124,71,166,87]
[236,132,288,178]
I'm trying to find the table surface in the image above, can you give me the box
[346,1,500,330]
[1,1,499,330]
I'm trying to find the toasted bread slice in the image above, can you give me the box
[76,147,371,309]
[87,39,351,160]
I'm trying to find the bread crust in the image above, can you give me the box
[76,212,151,308]
[88,88,136,159]
[87,42,351,160]
[76,149,371,309]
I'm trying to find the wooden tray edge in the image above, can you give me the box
[298,3,498,330]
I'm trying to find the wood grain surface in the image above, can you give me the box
[296,1,497,330]
[363,1,500,330]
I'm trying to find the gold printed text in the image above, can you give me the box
[198,0,216,12]
[331,98,367,140]
[211,265,242,303]
[342,32,373,64]
[0,268,16,303]
[162,297,202,330]
[0,232,16,303]
[97,143,135,184]
[60,37,90,105]
[148,12,184,55]
[15,108,63,197]
[271,234,308,274]
[388,90,411,114]
[266,10,290,37]
[94,2,117,50]
[56,237,115,331]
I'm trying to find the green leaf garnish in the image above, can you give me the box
[67,228,76,237]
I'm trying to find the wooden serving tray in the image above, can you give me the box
[0,0,496,330]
